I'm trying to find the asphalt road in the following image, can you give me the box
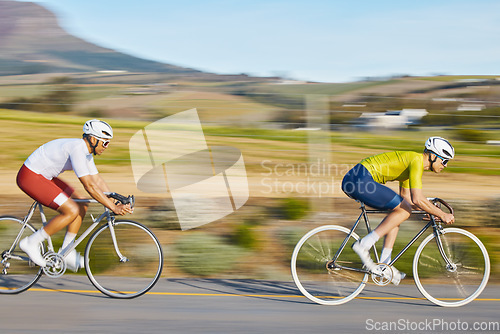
[2,276,499,334]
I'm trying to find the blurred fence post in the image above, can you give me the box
[306,94,332,213]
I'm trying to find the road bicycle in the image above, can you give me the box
[291,198,490,307]
[0,192,163,299]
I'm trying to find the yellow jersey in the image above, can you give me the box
[360,151,424,189]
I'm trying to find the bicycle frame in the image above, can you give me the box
[18,199,126,264]
[331,200,451,274]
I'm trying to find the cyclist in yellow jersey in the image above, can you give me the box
[341,137,455,284]
[361,151,424,189]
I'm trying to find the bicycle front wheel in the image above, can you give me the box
[291,225,368,305]
[85,220,163,299]
[413,228,490,307]
[0,216,43,294]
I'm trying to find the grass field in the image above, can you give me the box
[1,109,499,174]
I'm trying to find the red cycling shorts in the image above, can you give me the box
[16,164,74,210]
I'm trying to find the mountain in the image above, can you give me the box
[0,1,202,76]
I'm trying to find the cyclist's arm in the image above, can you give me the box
[92,173,111,193]
[410,188,454,224]
[399,186,412,204]
[79,175,132,215]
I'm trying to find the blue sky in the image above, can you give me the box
[17,0,500,82]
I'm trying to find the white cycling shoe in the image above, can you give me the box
[389,266,406,286]
[19,237,47,267]
[352,241,382,276]
[61,249,85,272]
[352,241,406,284]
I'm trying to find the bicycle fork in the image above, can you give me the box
[107,217,129,263]
[73,211,129,263]
[432,225,457,272]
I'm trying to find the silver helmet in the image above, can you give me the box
[425,136,454,159]
[83,119,113,139]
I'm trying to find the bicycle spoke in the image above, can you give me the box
[304,237,328,261]
[304,238,330,263]
[451,276,469,298]
[317,233,333,260]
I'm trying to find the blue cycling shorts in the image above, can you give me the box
[341,164,403,210]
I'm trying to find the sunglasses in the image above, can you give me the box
[436,154,449,166]
[99,139,110,148]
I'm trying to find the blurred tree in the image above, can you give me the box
[40,76,76,113]
[0,76,77,113]
[455,128,490,143]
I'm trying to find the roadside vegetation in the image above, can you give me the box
[0,74,499,280]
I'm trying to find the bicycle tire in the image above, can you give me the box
[291,225,368,305]
[0,216,43,294]
[85,220,163,299]
[413,227,490,307]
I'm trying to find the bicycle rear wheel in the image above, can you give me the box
[0,216,43,294]
[291,225,368,305]
[85,220,163,299]
[413,228,490,307]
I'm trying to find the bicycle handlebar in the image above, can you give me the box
[72,192,134,209]
[104,192,135,209]
[427,197,454,215]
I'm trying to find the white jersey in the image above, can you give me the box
[24,138,98,180]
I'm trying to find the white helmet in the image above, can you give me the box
[425,136,454,159]
[83,119,113,139]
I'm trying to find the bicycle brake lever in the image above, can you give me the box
[128,195,135,209]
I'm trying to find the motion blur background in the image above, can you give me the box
[0,0,499,281]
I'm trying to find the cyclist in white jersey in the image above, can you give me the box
[17,120,133,269]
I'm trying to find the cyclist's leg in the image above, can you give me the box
[64,191,89,236]
[372,201,411,284]
[373,200,411,239]
[383,227,399,249]
[342,164,405,213]
[343,166,411,279]
[343,164,411,242]
[17,166,78,265]
[380,227,398,263]
[49,178,83,237]
[43,200,80,235]
[17,166,79,231]
[59,192,88,271]
[38,177,81,235]
[355,200,411,259]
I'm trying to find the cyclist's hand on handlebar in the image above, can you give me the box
[441,213,455,225]
[113,203,134,215]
